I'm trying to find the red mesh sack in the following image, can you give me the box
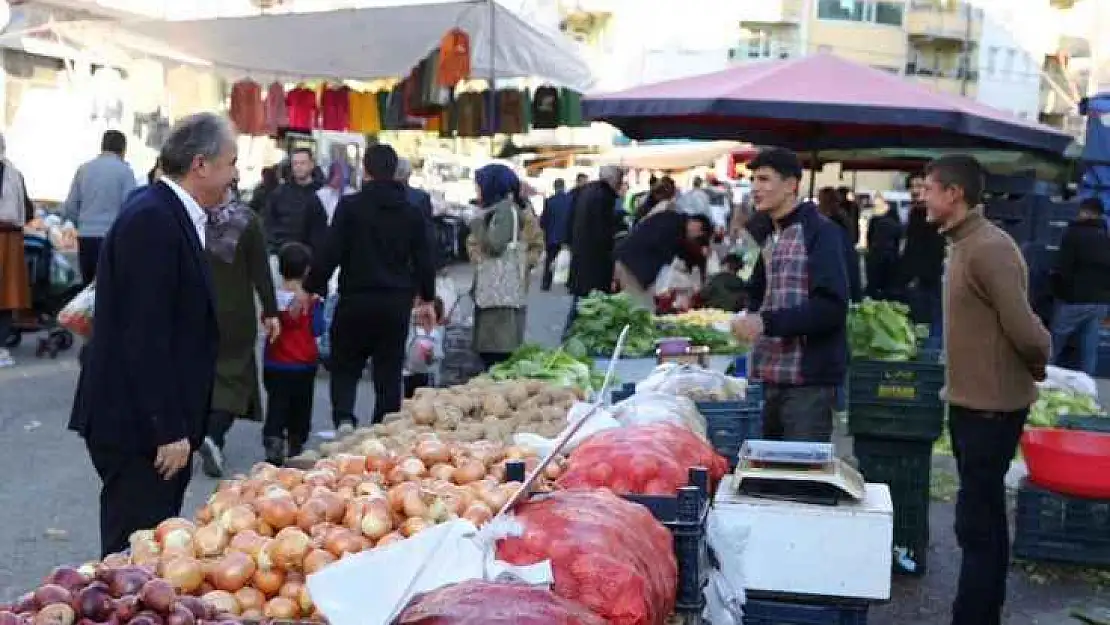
[393,579,606,625]
[496,489,677,625]
[558,422,728,495]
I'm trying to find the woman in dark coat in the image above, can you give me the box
[198,190,280,477]
[818,187,863,303]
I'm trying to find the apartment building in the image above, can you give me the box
[734,0,1058,122]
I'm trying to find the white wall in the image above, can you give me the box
[973,0,1055,118]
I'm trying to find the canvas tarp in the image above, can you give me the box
[48,0,594,91]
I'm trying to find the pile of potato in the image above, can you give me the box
[311,379,581,461]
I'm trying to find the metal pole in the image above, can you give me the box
[487,0,497,144]
[960,1,971,97]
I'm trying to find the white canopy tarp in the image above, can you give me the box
[49,0,595,91]
[598,141,748,170]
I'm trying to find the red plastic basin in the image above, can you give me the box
[1021,428,1110,499]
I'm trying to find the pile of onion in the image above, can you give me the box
[122,439,549,621]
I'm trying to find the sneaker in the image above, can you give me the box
[0,348,13,368]
[198,437,225,478]
[264,436,286,466]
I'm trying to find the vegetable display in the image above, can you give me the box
[111,439,559,620]
[846,299,918,361]
[568,292,657,357]
[655,309,734,328]
[654,321,737,354]
[486,344,605,391]
[1029,388,1105,427]
[2,565,240,625]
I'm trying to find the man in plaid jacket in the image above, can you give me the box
[731,148,850,442]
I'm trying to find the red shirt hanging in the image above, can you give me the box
[320,85,351,131]
[229,79,265,135]
[285,87,319,130]
[264,82,288,135]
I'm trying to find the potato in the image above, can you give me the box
[413,387,437,400]
[433,403,464,430]
[455,423,484,442]
[505,384,530,408]
[524,380,548,395]
[411,400,436,425]
[481,394,510,418]
[540,406,566,423]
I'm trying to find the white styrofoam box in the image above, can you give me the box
[713,475,893,601]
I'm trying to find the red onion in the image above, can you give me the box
[33,586,72,609]
[74,583,113,621]
[137,580,174,614]
[42,568,91,594]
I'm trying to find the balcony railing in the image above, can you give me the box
[905,1,979,42]
[905,63,979,82]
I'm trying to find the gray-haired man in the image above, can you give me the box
[69,112,234,557]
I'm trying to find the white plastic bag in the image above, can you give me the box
[703,570,742,625]
[609,391,708,439]
[1038,365,1099,401]
[58,282,95,337]
[552,247,571,286]
[707,506,750,614]
[306,518,552,625]
[637,363,749,401]
[513,401,621,457]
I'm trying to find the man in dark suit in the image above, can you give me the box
[69,113,234,557]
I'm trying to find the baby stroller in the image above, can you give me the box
[3,234,80,358]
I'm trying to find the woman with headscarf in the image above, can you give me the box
[0,133,33,368]
[466,164,544,369]
[196,184,281,477]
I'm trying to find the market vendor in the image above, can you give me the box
[730,148,849,442]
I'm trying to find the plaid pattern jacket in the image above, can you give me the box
[752,223,810,384]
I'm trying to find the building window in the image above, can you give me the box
[987,46,998,75]
[1004,48,1015,75]
[816,0,905,26]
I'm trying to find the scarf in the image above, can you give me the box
[206,200,253,264]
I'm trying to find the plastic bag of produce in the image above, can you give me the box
[1038,365,1099,401]
[393,579,606,625]
[496,489,677,625]
[609,391,707,439]
[58,282,95,337]
[637,363,748,401]
[558,422,728,495]
[552,247,571,286]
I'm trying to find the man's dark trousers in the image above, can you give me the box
[949,405,1027,625]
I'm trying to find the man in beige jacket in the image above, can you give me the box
[923,155,1050,625]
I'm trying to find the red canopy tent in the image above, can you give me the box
[584,54,1071,158]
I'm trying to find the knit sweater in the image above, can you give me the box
[943,212,1050,412]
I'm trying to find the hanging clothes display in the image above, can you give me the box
[133,110,172,150]
[167,66,221,119]
[531,85,560,129]
[229,79,266,135]
[559,89,585,127]
[497,88,527,135]
[286,85,319,130]
[265,82,288,135]
[437,28,471,86]
[320,85,352,131]
[348,90,381,133]
[455,90,485,138]
[90,67,125,124]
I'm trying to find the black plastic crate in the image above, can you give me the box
[1033,200,1079,250]
[611,383,765,469]
[852,437,932,575]
[1057,414,1110,433]
[1013,479,1110,567]
[847,354,945,441]
[742,596,869,625]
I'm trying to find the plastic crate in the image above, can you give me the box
[984,197,1035,244]
[852,437,932,575]
[1033,200,1079,250]
[846,354,945,441]
[611,383,765,469]
[742,596,869,625]
[625,467,711,613]
[1057,414,1110,433]
[1013,478,1110,567]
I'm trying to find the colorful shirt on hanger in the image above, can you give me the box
[265,82,288,135]
[229,79,266,135]
[455,91,485,138]
[532,86,560,129]
[497,88,527,135]
[286,87,319,130]
[320,85,351,131]
[349,90,381,133]
[438,28,471,87]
